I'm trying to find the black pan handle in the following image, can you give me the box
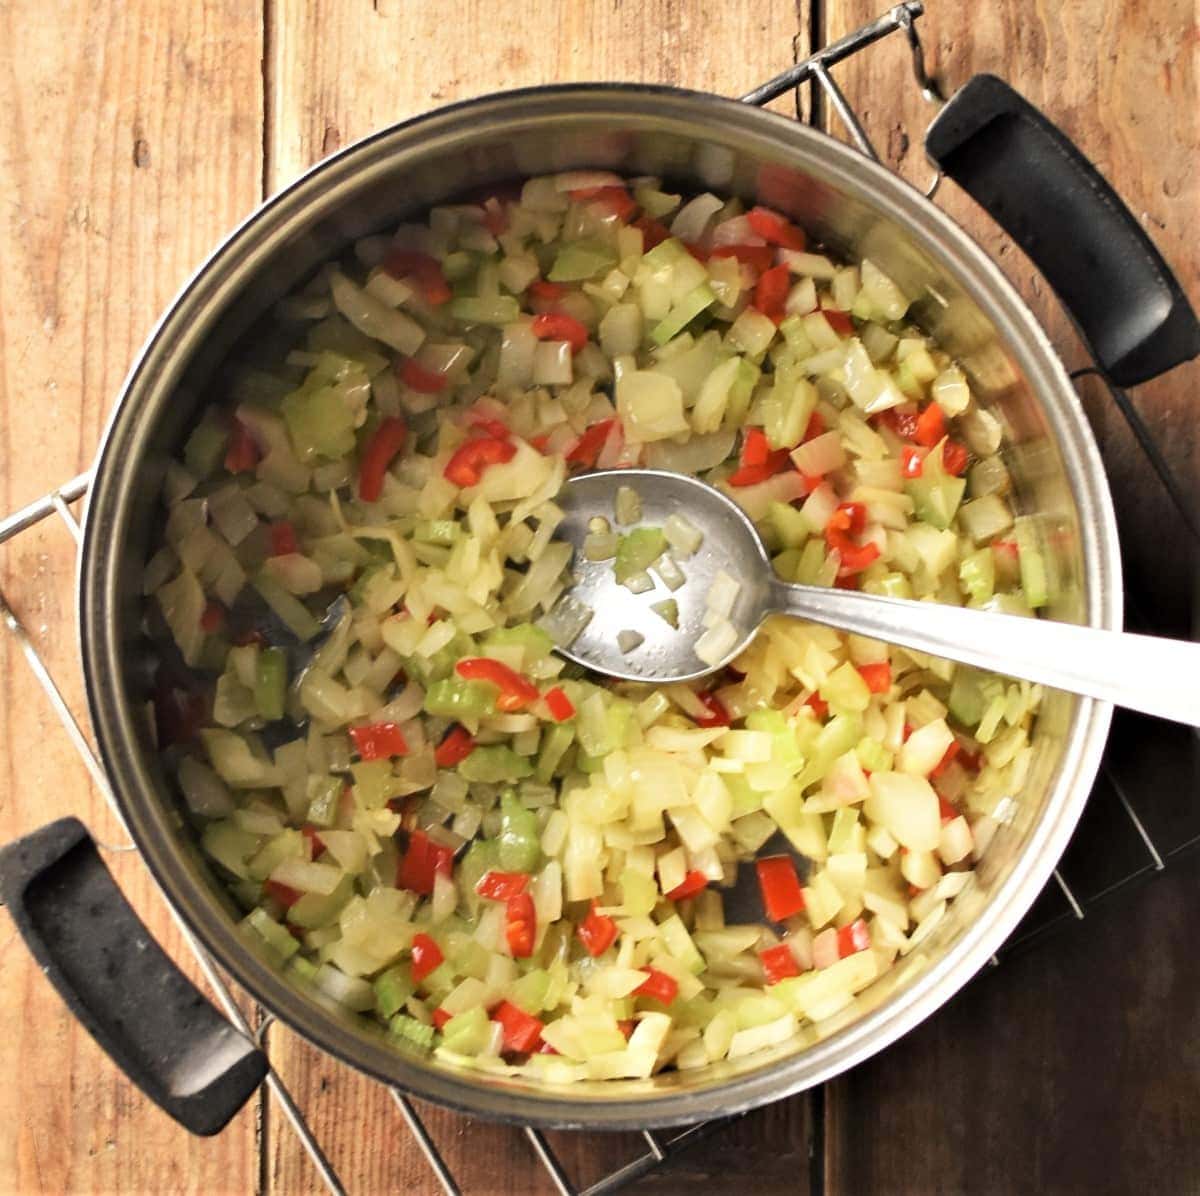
[925,75,1200,387]
[0,817,267,1136]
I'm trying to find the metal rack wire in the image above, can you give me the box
[1,5,1195,1193]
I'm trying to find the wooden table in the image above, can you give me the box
[1,2,1196,1192]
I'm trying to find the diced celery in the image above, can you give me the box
[374,963,416,1018]
[621,869,659,917]
[457,839,500,915]
[423,677,497,719]
[614,528,666,583]
[497,789,541,872]
[281,373,359,464]
[855,737,894,774]
[819,661,871,714]
[351,760,403,809]
[1013,516,1048,608]
[650,283,717,346]
[447,295,522,325]
[657,914,706,975]
[906,440,966,531]
[959,547,995,605]
[535,722,575,783]
[305,776,342,828]
[458,745,534,784]
[254,647,287,721]
[241,907,299,963]
[547,241,616,282]
[288,876,354,929]
[252,573,322,640]
[390,1014,436,1050]
[508,968,552,1015]
[768,501,810,550]
[441,1005,492,1055]
[183,409,228,478]
[482,623,554,664]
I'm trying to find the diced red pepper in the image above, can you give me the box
[265,879,302,910]
[931,741,961,781]
[577,902,618,957]
[269,521,299,557]
[381,249,451,306]
[633,215,670,250]
[836,918,871,958]
[834,573,861,590]
[666,870,709,901]
[443,434,517,488]
[505,892,536,958]
[398,357,448,394]
[692,691,731,729]
[805,692,829,720]
[301,824,326,858]
[200,600,225,633]
[756,855,806,922]
[938,794,960,824]
[531,311,589,354]
[224,419,259,474]
[434,724,476,768]
[753,262,791,322]
[410,932,445,983]
[803,410,825,442]
[397,830,456,896]
[358,416,408,502]
[902,723,914,741]
[821,308,854,336]
[825,503,880,576]
[634,968,679,1006]
[710,243,775,273]
[570,185,637,221]
[491,1000,545,1054]
[745,206,806,251]
[857,662,892,694]
[476,870,530,901]
[829,502,867,536]
[543,686,576,722]
[349,721,410,761]
[727,461,780,486]
[528,279,567,302]
[617,1019,637,1040]
[682,241,708,263]
[454,657,539,712]
[760,942,802,985]
[529,433,552,453]
[914,401,946,447]
[432,1007,453,1031]
[565,418,617,469]
[467,413,510,440]
[740,428,771,467]
[900,445,924,478]
[942,439,970,476]
[875,406,920,440]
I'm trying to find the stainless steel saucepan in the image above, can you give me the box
[1,9,1196,1138]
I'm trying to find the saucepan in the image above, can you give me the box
[1,6,1196,1137]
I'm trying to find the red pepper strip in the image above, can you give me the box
[746,205,806,251]
[834,573,861,590]
[710,243,774,273]
[760,943,802,985]
[200,600,225,633]
[432,1007,453,1031]
[455,657,539,712]
[634,968,679,1006]
[666,870,709,901]
[821,308,854,336]
[753,262,791,322]
[468,413,511,439]
[931,742,962,782]
[565,418,616,469]
[942,439,970,476]
[265,879,302,910]
[397,829,456,896]
[938,794,960,824]
[301,824,326,858]
[857,662,892,694]
[836,918,871,958]
[476,870,531,901]
[740,427,772,467]
[531,312,589,354]
[529,433,552,453]
[434,724,476,768]
[349,721,409,760]
[443,434,516,488]
[224,419,259,473]
[506,893,536,958]
[805,692,829,720]
[914,401,946,447]
[268,521,298,557]
[756,856,806,921]
[491,1000,545,1054]
[825,502,880,576]
[633,215,671,250]
[358,416,408,502]
[803,410,825,442]
[528,279,567,302]
[692,691,730,729]
[410,932,445,983]
[543,686,576,722]
[577,901,618,957]
[682,241,708,263]
[617,1019,636,1040]
[900,445,924,478]
[875,406,920,440]
[381,249,451,306]
[570,185,637,221]
[398,357,448,394]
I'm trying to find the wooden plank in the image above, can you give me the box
[820,3,1200,1191]
[263,3,811,1191]
[0,2,265,1191]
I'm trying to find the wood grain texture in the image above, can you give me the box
[0,2,265,1191]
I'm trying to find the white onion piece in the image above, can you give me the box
[553,170,625,192]
[710,214,766,247]
[329,270,425,356]
[669,193,724,243]
[695,619,738,666]
[646,426,737,474]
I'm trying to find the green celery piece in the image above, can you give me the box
[620,869,658,917]
[374,962,416,1018]
[614,527,667,583]
[351,760,403,809]
[423,677,497,719]
[246,828,305,882]
[421,961,457,1002]
[447,295,522,325]
[576,751,604,773]
[349,561,392,608]
[441,250,481,281]
[458,745,534,784]
[483,623,554,661]
[507,968,552,1015]
[948,667,988,727]
[905,443,966,531]
[410,630,478,687]
[651,599,679,628]
[201,820,261,880]
[445,934,491,980]
[657,914,706,975]
[745,708,804,775]
[863,571,913,600]
[723,358,760,429]
[1013,516,1049,608]
[650,283,717,346]
[305,777,342,828]
[827,808,859,854]
[252,573,322,640]
[725,773,764,818]
[241,907,298,963]
[281,372,358,463]
[535,722,575,783]
[412,519,461,546]
[768,501,810,550]
[287,955,319,983]
[855,737,894,774]
[548,240,616,282]
[183,409,229,479]
[641,237,689,270]
[497,790,541,873]
[254,647,287,721]
[287,875,354,929]
[456,840,500,916]
[440,1006,491,1055]
[389,1013,436,1050]
[778,314,815,357]
[959,547,996,605]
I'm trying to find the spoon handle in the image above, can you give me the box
[766,580,1200,727]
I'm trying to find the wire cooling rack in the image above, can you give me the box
[2,5,1197,1193]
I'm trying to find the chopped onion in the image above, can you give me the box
[622,569,654,594]
[705,571,741,619]
[669,192,724,243]
[663,513,703,557]
[695,619,738,666]
[618,629,644,654]
[614,486,642,525]
[651,552,685,591]
[537,593,594,647]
